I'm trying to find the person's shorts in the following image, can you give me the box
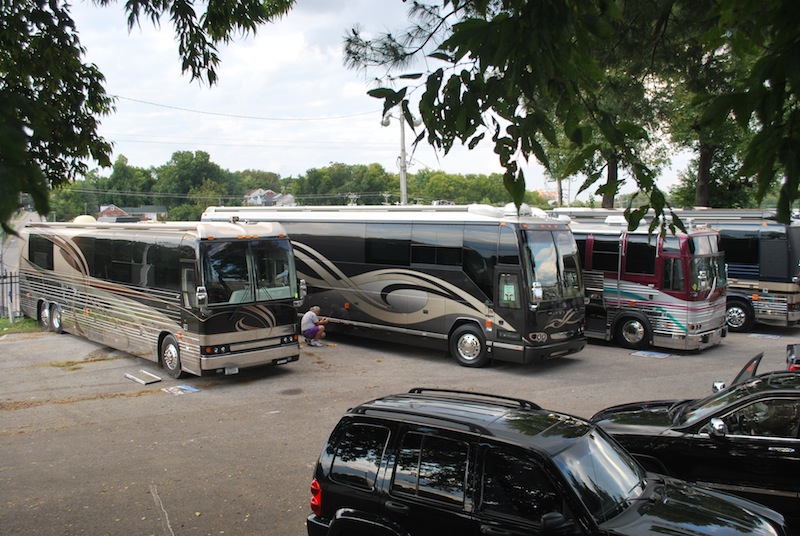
[303,326,321,339]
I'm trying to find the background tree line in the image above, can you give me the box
[47,151,552,221]
[5,0,799,231]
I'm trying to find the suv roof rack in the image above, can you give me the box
[352,405,492,435]
[407,388,542,410]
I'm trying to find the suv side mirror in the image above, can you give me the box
[540,511,576,536]
[712,380,726,393]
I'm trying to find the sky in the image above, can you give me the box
[70,0,689,203]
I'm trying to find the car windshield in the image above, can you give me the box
[553,431,646,523]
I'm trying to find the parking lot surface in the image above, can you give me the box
[0,327,795,535]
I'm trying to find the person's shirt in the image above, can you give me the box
[301,310,319,332]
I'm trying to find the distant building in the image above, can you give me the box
[244,189,293,206]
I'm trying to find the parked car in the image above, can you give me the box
[788,343,800,371]
[592,353,800,533]
[307,388,786,536]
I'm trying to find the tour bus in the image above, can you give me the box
[201,204,586,367]
[569,221,728,350]
[552,207,800,332]
[667,209,800,331]
[18,218,304,378]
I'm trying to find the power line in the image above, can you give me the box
[114,95,381,122]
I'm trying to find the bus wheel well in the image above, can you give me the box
[725,298,754,332]
[448,321,489,368]
[613,313,651,350]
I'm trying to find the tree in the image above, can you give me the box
[1,0,112,232]
[153,151,236,208]
[345,0,800,226]
[1,0,294,231]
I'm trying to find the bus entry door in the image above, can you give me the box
[493,267,525,345]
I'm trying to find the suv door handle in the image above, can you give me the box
[385,501,410,513]
[768,446,795,453]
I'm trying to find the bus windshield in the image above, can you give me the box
[201,239,296,305]
[523,230,582,301]
[688,235,727,293]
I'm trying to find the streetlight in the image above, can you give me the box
[382,108,421,205]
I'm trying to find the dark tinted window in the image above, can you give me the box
[366,224,410,266]
[481,448,562,521]
[151,244,181,291]
[463,225,497,298]
[590,235,619,272]
[392,432,469,506]
[717,226,759,265]
[411,223,463,266]
[29,234,54,270]
[624,235,656,275]
[283,222,366,264]
[574,235,587,267]
[498,225,519,264]
[330,423,390,490]
[662,258,685,291]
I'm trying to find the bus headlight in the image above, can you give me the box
[201,345,230,355]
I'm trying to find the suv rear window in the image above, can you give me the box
[392,432,469,506]
[330,423,390,490]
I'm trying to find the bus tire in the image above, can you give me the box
[726,299,754,332]
[450,325,489,368]
[38,302,51,330]
[615,317,650,350]
[160,334,184,379]
[49,304,64,334]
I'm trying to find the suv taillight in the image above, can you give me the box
[309,478,322,516]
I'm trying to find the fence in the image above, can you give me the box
[1,272,19,321]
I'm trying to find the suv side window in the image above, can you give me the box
[481,448,562,521]
[330,422,390,490]
[392,432,469,506]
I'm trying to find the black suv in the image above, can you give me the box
[307,388,786,536]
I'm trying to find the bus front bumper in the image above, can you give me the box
[198,344,299,374]
[653,325,727,351]
[492,337,587,365]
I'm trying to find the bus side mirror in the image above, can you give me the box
[196,286,208,307]
[532,282,543,301]
[293,279,307,308]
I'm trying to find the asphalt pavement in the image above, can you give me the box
[0,326,795,535]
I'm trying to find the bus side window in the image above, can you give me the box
[182,266,197,308]
[498,273,521,309]
[624,235,656,275]
[663,258,685,291]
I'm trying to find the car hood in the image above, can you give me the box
[590,400,685,434]
[605,477,784,535]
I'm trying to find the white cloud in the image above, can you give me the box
[70,1,687,201]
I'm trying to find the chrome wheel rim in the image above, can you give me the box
[621,320,645,346]
[457,333,482,362]
[726,306,746,329]
[163,343,179,371]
